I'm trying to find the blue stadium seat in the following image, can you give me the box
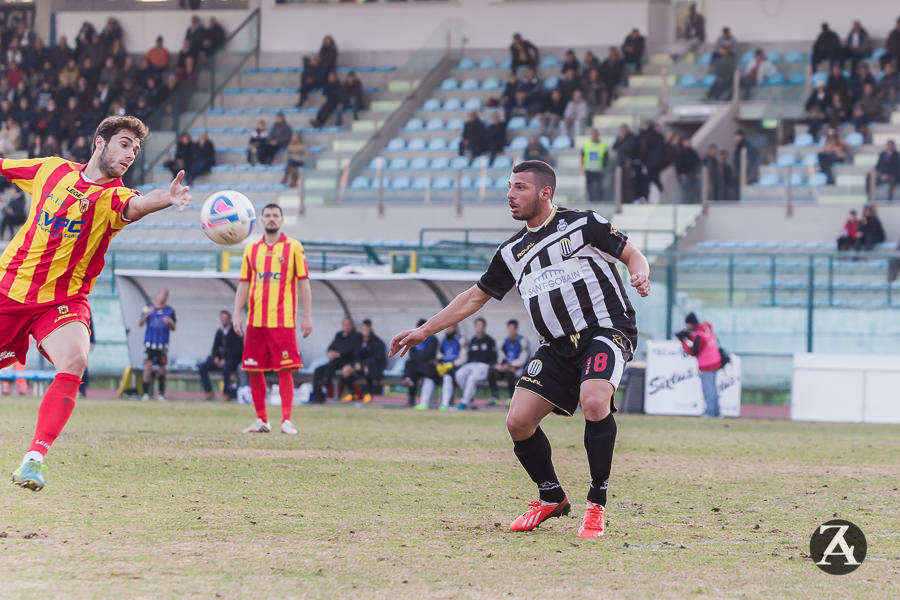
[482,77,500,90]
[493,176,509,190]
[739,50,755,65]
[766,50,782,63]
[677,74,698,88]
[409,156,429,170]
[474,176,492,189]
[507,116,527,130]
[539,56,559,68]
[802,153,819,167]
[539,135,551,148]
[456,57,476,70]
[460,78,479,91]
[499,56,512,69]
[440,78,459,91]
[694,52,712,66]
[869,48,887,62]
[459,175,474,189]
[789,172,806,187]
[846,131,864,147]
[463,97,483,111]
[432,176,454,190]
[700,73,716,87]
[422,98,441,112]
[451,156,470,169]
[543,76,559,90]
[811,71,828,87]
[787,71,806,86]
[527,117,541,129]
[425,118,445,131]
[446,117,465,131]
[366,157,383,170]
[775,154,796,167]
[470,156,489,169]
[403,118,424,132]
[478,57,497,70]
[428,138,448,151]
[386,138,406,151]
[407,138,427,152]
[430,156,450,169]
[391,176,411,190]
[808,172,828,187]
[552,135,572,150]
[508,136,528,150]
[792,133,814,148]
[761,72,785,87]
[756,173,780,187]
[492,155,512,169]
[412,176,430,190]
[449,137,462,150]
[783,50,805,63]
[443,97,462,111]
[349,176,369,190]
[388,157,409,170]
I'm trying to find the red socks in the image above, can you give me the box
[249,371,268,422]
[29,373,80,456]
[278,370,294,423]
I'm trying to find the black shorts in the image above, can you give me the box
[145,348,169,367]
[515,327,633,416]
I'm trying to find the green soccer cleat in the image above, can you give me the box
[12,459,47,492]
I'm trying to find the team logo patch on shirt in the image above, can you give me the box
[527,359,543,377]
[559,237,572,257]
[520,258,584,300]
[57,305,69,315]
[557,220,568,232]
[78,198,90,213]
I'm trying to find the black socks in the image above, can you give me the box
[584,413,617,506]
[513,427,565,503]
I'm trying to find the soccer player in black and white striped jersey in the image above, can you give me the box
[390,160,650,539]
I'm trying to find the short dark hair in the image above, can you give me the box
[262,203,283,216]
[507,319,518,328]
[512,160,556,195]
[685,312,699,325]
[220,310,231,317]
[475,317,487,326]
[362,318,372,327]
[93,115,148,152]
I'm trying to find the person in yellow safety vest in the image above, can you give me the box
[581,128,610,202]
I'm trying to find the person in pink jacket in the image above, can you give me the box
[676,313,722,417]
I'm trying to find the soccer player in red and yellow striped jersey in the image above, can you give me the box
[234,203,313,435]
[2,116,191,491]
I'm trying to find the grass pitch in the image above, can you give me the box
[1,396,898,599]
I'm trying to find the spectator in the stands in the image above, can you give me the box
[52,35,75,69]
[878,62,900,106]
[732,129,757,190]
[98,56,121,90]
[560,49,580,77]
[311,71,342,128]
[298,53,327,107]
[339,318,386,404]
[108,38,127,69]
[145,36,170,76]
[184,15,206,58]
[0,189,26,240]
[557,67,582,104]
[602,46,625,91]
[197,310,243,402]
[282,132,308,187]
[837,210,859,251]
[581,51,600,79]
[703,144,721,200]
[523,135,552,164]
[870,140,900,201]
[264,112,293,161]
[818,128,850,184]
[849,62,875,104]
[825,62,849,105]
[740,48,776,99]
[882,18,900,70]
[340,71,364,121]
[0,116,22,155]
[317,35,339,73]
[581,128,609,203]
[684,3,706,48]
[189,132,215,183]
[843,20,872,74]
[635,120,666,202]
[509,33,539,73]
[247,119,268,165]
[100,17,123,46]
[165,132,193,178]
[176,40,195,83]
[854,82,884,134]
[719,149,737,200]
[675,138,702,203]
[518,66,541,99]
[713,27,738,58]
[812,23,842,71]
[614,124,638,202]
[562,89,589,137]
[540,88,566,137]
[501,73,519,121]
[583,68,607,112]
[75,21,96,58]
[622,28,645,73]
[69,135,91,163]
[29,133,60,158]
[459,111,486,158]
[484,112,507,161]
[805,80,830,138]
[202,17,226,57]
[705,47,736,101]
[312,317,360,404]
[58,58,79,89]
[854,205,886,251]
[826,91,851,129]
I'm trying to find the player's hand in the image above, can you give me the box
[390,327,426,358]
[233,312,244,337]
[630,272,651,297]
[300,315,312,339]
[169,170,191,212]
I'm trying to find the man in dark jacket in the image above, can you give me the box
[311,71,342,128]
[843,21,872,73]
[622,29,645,73]
[460,111,486,158]
[870,140,900,201]
[613,124,638,202]
[883,18,900,70]
[509,33,539,73]
[675,138,702,203]
[198,310,244,401]
[202,17,226,57]
[298,53,327,107]
[854,205,886,251]
[705,47,736,101]
[339,318,387,404]
[635,120,665,201]
[812,23,842,70]
[732,129,758,192]
[188,132,215,183]
[703,144,722,200]
[454,317,497,410]
[0,189,26,240]
[311,317,360,403]
[403,318,438,407]
[484,113,507,160]
[340,71,364,122]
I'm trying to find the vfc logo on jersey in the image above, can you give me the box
[558,237,572,256]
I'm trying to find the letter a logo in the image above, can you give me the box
[809,519,867,574]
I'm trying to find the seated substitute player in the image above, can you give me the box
[234,203,313,435]
[311,317,359,403]
[138,287,176,401]
[339,318,386,403]
[488,318,531,404]
[432,324,466,411]
[391,160,650,538]
[2,115,191,491]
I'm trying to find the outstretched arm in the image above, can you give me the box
[389,285,492,357]
[123,170,192,221]
[620,241,651,297]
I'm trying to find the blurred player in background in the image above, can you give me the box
[138,288,176,401]
[233,203,312,435]
[391,160,650,539]
[0,115,191,491]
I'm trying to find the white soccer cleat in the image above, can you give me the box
[141,393,150,402]
[281,420,298,435]
[155,394,166,402]
[242,418,271,433]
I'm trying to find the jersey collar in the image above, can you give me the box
[263,233,287,248]
[526,205,557,232]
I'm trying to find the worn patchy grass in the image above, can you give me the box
[0,397,898,599]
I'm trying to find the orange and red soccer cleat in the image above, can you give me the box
[577,501,606,538]
[509,497,570,532]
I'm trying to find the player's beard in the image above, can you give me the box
[98,145,127,179]
[512,192,541,222]
[264,224,280,234]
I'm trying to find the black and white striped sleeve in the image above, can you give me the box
[477,250,515,300]
[584,212,628,259]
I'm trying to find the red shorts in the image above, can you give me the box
[242,325,303,372]
[0,294,92,369]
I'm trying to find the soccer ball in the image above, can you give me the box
[200,190,256,245]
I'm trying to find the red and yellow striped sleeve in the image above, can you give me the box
[239,242,255,281]
[0,157,46,195]
[292,240,308,280]
[108,187,139,230]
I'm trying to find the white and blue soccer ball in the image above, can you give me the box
[200,190,256,245]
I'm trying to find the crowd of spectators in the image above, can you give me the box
[836,205,885,251]
[297,35,366,128]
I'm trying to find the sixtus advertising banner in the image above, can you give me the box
[0,4,33,29]
[643,340,741,417]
